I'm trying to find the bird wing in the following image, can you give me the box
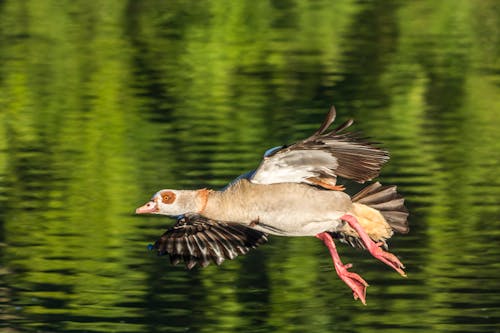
[151,214,268,269]
[250,106,389,187]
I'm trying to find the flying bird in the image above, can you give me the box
[136,106,409,304]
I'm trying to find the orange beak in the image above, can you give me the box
[135,200,158,214]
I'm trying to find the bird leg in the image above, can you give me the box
[340,214,406,277]
[316,232,368,305]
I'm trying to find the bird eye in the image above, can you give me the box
[161,191,176,204]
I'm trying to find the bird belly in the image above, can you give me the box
[249,211,345,236]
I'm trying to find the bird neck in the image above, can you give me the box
[196,188,214,214]
[199,179,252,222]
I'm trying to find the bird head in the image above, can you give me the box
[135,189,205,216]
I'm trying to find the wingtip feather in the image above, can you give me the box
[314,105,337,136]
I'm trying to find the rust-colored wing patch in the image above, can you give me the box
[307,177,345,191]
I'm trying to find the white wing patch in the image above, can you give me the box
[251,150,338,184]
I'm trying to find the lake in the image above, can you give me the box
[1,1,499,332]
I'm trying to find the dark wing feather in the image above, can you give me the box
[151,214,268,269]
[313,105,338,135]
[251,105,389,186]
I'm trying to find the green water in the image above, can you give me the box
[1,1,499,332]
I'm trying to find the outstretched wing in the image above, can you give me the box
[250,106,389,187]
[150,214,268,269]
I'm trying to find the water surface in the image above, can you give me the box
[1,1,499,332]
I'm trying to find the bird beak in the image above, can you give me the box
[135,200,158,214]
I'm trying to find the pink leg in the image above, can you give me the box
[341,214,406,277]
[316,232,368,305]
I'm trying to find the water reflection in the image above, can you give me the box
[1,0,499,332]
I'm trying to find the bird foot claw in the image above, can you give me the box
[335,263,369,305]
[369,242,406,277]
[316,232,370,304]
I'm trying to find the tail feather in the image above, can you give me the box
[381,211,409,234]
[352,182,409,234]
[367,198,405,211]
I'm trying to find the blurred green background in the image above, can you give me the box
[1,1,499,332]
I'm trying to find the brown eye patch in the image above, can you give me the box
[161,191,176,204]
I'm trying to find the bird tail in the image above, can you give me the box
[351,182,409,234]
[331,182,409,249]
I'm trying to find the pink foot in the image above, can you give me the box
[340,214,406,277]
[316,232,369,305]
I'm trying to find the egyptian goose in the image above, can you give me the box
[136,106,409,304]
